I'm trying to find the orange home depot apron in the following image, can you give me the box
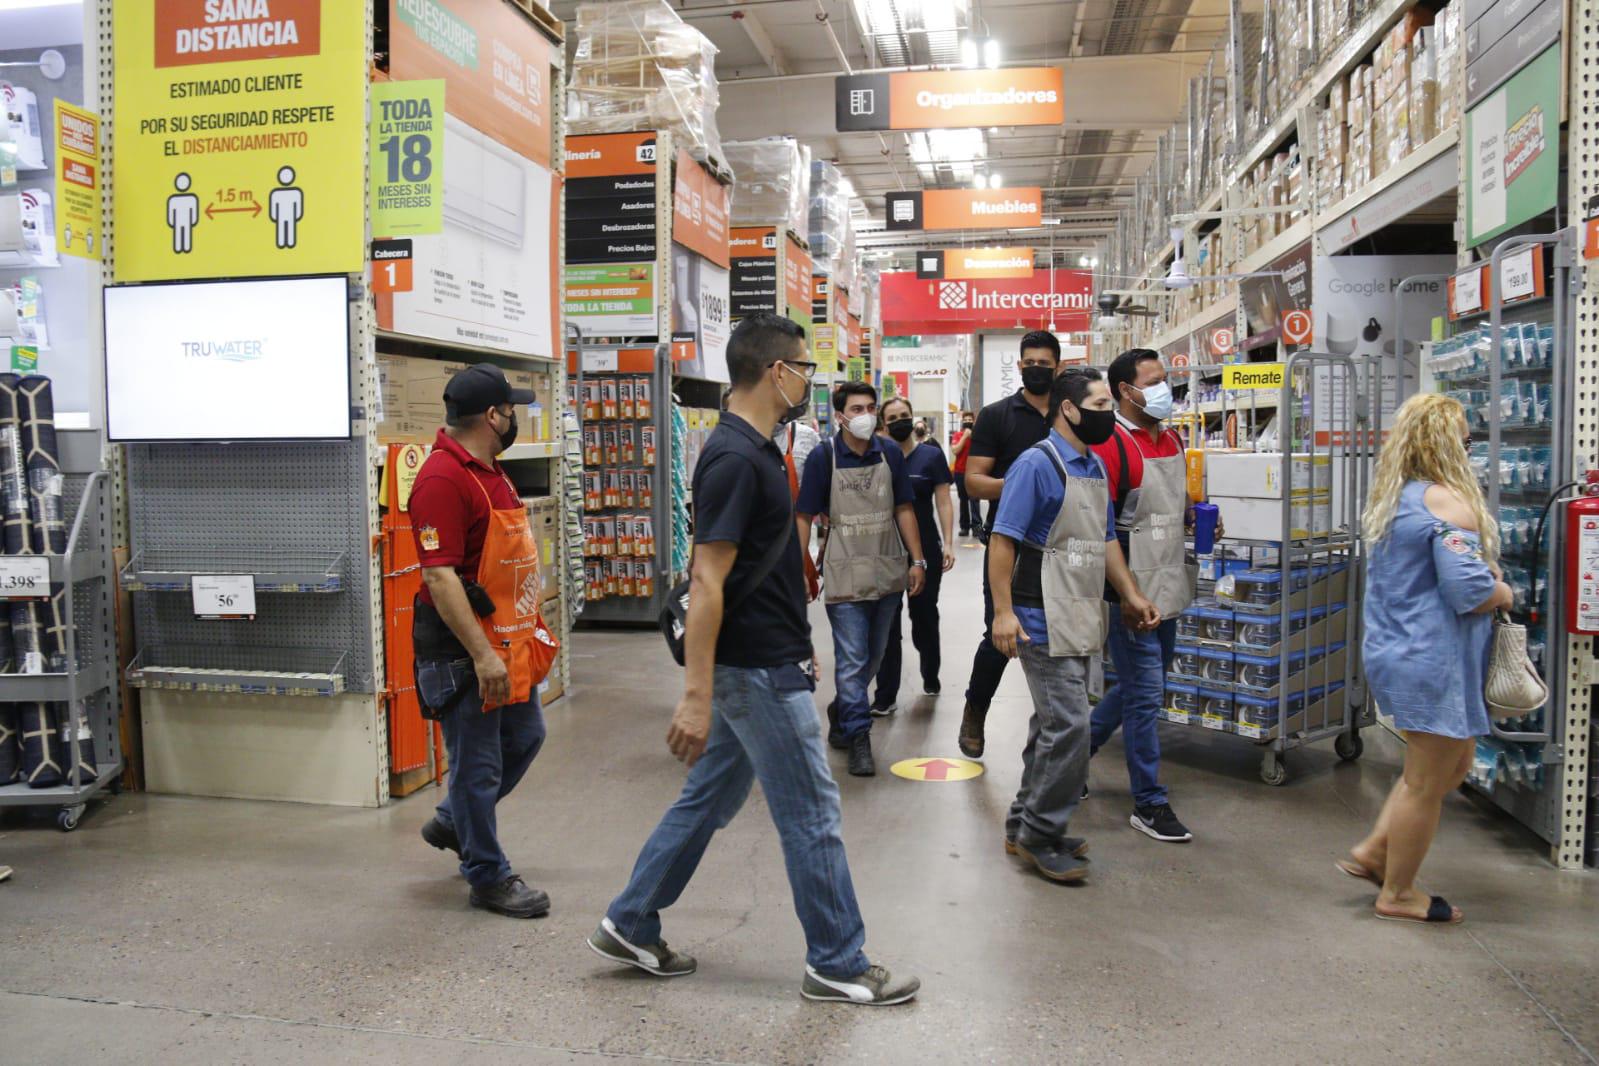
[468,473,560,710]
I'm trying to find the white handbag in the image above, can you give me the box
[1484,611,1548,719]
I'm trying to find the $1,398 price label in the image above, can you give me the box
[0,556,50,598]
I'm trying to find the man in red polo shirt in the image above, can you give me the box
[1089,349,1196,844]
[410,363,549,919]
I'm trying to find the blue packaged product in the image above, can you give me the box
[1166,681,1201,716]
[1170,644,1205,680]
[1198,686,1234,730]
[1234,642,1346,691]
[1190,604,1236,643]
[1176,607,1204,640]
[1196,646,1236,685]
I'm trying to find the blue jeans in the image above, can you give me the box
[420,658,547,889]
[1090,616,1177,808]
[606,664,869,976]
[827,595,900,739]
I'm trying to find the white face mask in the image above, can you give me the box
[845,413,878,441]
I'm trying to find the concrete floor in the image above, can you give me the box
[3,549,1598,1065]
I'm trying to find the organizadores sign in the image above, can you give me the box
[837,68,1064,131]
[880,269,1092,335]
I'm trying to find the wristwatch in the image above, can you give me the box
[911,559,928,570]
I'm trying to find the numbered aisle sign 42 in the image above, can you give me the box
[192,575,257,621]
[0,556,51,599]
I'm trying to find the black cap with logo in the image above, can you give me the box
[443,363,535,420]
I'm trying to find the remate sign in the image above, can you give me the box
[880,269,1093,335]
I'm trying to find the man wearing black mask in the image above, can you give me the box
[957,331,1060,758]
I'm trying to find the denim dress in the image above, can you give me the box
[1363,481,1496,739]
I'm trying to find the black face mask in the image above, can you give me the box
[1066,404,1116,446]
[886,418,915,442]
[962,420,975,430]
[1021,364,1055,395]
[496,410,519,453]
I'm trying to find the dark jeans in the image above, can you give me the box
[606,664,869,975]
[874,564,943,704]
[419,658,547,889]
[963,543,1009,716]
[827,594,901,739]
[954,474,983,534]
[1090,615,1178,807]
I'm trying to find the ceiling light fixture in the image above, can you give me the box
[983,38,1002,68]
[988,172,1001,189]
[959,37,979,68]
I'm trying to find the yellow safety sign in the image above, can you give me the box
[111,1,367,281]
[889,757,985,782]
[1222,363,1285,390]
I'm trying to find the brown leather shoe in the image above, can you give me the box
[958,700,986,759]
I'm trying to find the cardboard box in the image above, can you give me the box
[528,370,555,442]
[1206,452,1332,498]
[378,353,469,443]
[537,595,564,704]
[524,495,560,600]
[1211,492,1334,540]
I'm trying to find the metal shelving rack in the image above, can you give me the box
[0,429,121,829]
[1574,0,1599,871]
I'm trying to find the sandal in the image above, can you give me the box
[1335,858,1383,888]
[1374,896,1463,925]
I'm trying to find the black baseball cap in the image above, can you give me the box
[443,363,535,419]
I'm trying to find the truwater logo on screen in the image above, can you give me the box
[180,338,267,362]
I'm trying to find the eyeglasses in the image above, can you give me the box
[779,360,818,381]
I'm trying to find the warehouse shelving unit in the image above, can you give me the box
[0,430,120,830]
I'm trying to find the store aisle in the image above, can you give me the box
[3,552,1598,1065]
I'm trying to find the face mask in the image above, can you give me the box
[495,410,519,453]
[1066,404,1117,446]
[1133,380,1174,421]
[962,420,974,430]
[775,363,810,425]
[846,413,878,441]
[886,418,915,442]
[1021,364,1055,396]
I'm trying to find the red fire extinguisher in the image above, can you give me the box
[1565,470,1599,634]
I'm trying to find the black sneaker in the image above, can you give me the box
[923,679,941,696]
[801,963,920,1006]
[469,875,551,918]
[421,817,461,859]
[1013,839,1090,883]
[1005,834,1087,858]
[848,733,876,777]
[827,700,847,750]
[1081,783,1090,801]
[957,700,986,759]
[869,697,898,718]
[1132,803,1193,843]
[587,918,697,977]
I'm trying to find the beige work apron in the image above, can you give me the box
[823,442,908,604]
[1126,448,1198,618]
[1030,440,1110,657]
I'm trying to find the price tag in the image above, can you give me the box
[1450,268,1484,317]
[192,575,257,620]
[0,556,51,598]
[1498,247,1542,304]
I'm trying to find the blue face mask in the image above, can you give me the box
[1135,380,1174,421]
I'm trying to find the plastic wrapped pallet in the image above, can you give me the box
[723,137,808,235]
[570,0,724,165]
[808,160,852,276]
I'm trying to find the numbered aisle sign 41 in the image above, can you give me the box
[0,556,51,599]
[192,574,257,620]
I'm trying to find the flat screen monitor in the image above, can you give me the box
[105,275,352,443]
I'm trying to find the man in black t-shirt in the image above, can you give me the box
[957,331,1060,759]
[588,313,919,1008]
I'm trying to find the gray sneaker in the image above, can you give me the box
[587,917,697,977]
[801,963,920,1006]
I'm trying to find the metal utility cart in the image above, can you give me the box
[0,430,121,830]
[1160,351,1373,785]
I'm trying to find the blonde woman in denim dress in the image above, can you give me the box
[1344,394,1513,924]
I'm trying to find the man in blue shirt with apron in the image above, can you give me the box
[797,381,927,779]
[987,368,1160,883]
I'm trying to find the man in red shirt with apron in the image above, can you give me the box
[410,364,560,918]
[1089,349,1196,844]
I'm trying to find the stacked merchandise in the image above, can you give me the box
[1316,3,1458,205]
[0,374,92,789]
[1236,147,1305,259]
[669,400,689,581]
[724,138,810,237]
[808,160,853,278]
[569,0,724,166]
[573,374,659,604]
[561,406,586,618]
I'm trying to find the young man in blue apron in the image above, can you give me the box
[796,381,927,778]
[987,367,1160,883]
[1089,348,1198,843]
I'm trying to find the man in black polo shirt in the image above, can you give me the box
[588,313,919,1008]
[957,330,1060,759]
